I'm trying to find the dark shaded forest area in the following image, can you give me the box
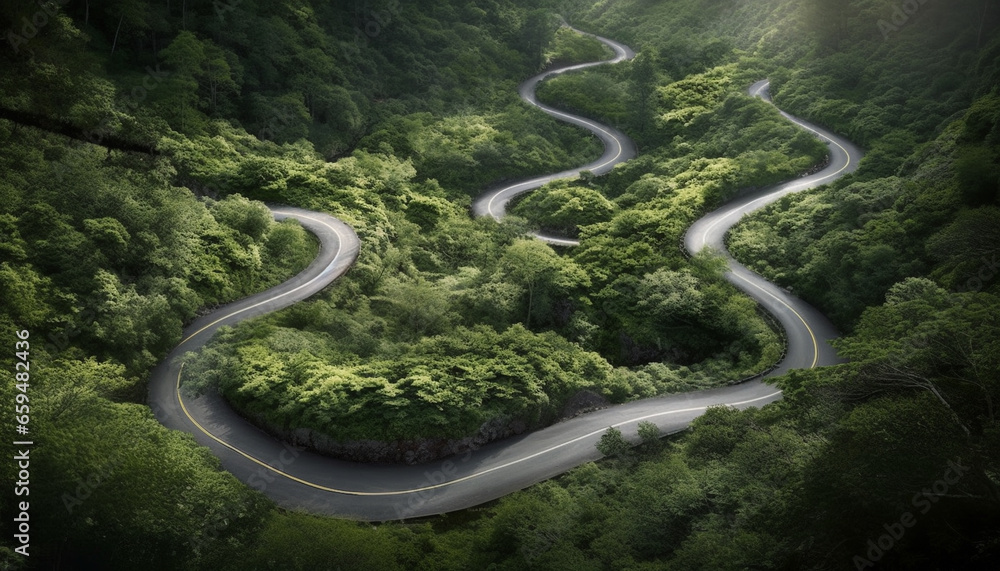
[0,0,997,569]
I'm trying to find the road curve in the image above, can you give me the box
[148,40,863,521]
[684,80,863,375]
[471,28,637,246]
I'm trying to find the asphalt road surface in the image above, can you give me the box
[471,29,636,246]
[148,37,862,521]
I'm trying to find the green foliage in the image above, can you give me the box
[0,126,318,374]
[637,420,661,448]
[428,285,999,567]
[532,59,820,369]
[0,356,272,569]
[360,108,602,196]
[186,322,614,441]
[544,27,612,68]
[401,1,999,567]
[229,513,408,571]
[927,206,1000,291]
[2,0,999,568]
[596,426,630,457]
[658,66,733,130]
[500,238,590,328]
[834,285,1000,438]
[536,66,629,127]
[511,181,617,235]
[563,0,738,78]
[729,102,1000,327]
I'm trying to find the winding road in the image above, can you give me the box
[148,31,862,521]
[471,30,636,246]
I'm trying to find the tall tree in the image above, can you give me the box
[629,49,659,140]
[520,9,559,69]
[500,239,588,328]
[158,30,206,132]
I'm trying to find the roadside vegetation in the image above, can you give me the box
[0,0,997,569]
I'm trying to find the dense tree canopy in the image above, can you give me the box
[1,0,998,569]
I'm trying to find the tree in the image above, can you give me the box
[511,183,616,234]
[233,157,289,201]
[106,0,153,56]
[520,9,558,69]
[637,420,662,449]
[629,49,659,139]
[834,285,1000,504]
[636,269,704,326]
[240,513,404,571]
[372,277,454,340]
[808,0,848,50]
[261,220,316,282]
[596,426,630,457]
[90,269,181,372]
[500,239,589,328]
[201,41,239,114]
[158,30,205,132]
[208,195,272,243]
[25,358,271,569]
[928,207,1000,290]
[0,263,54,328]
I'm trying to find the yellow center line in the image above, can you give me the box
[731,272,820,369]
[688,80,856,370]
[176,211,344,348]
[172,77,848,500]
[698,81,855,247]
[176,360,782,496]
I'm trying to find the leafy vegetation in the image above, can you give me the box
[157,9,810,448]
[407,285,997,570]
[0,123,318,375]
[517,60,827,373]
[543,25,612,68]
[1,0,998,569]
[186,322,614,442]
[729,100,1000,327]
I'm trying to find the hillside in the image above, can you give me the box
[0,0,997,569]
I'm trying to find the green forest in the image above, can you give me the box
[1,0,998,569]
